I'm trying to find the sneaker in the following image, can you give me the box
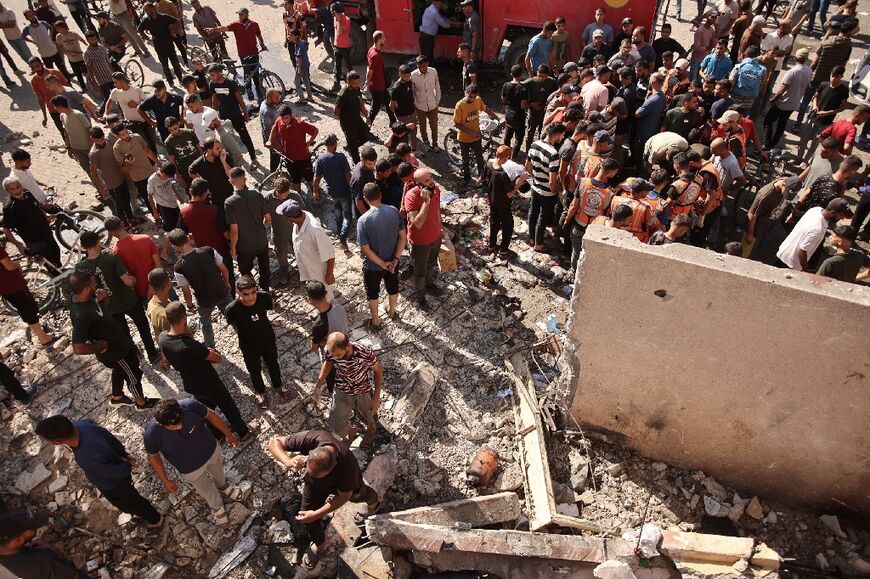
[425,284,444,297]
[111,395,135,407]
[18,383,39,406]
[135,397,160,410]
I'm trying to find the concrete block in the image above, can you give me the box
[660,529,753,565]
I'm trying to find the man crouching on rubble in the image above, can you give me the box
[267,429,380,570]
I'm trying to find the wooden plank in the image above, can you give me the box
[377,492,522,527]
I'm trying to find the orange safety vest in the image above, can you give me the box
[697,161,723,213]
[579,151,605,180]
[610,195,657,242]
[726,130,747,168]
[668,174,704,218]
[573,178,613,225]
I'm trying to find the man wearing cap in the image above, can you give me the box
[280,200,338,302]
[764,47,811,150]
[460,0,480,61]
[614,17,634,48]
[582,9,613,48]
[582,29,613,63]
[700,39,734,81]
[581,65,611,112]
[664,59,692,98]
[776,198,853,271]
[0,509,87,576]
[524,21,555,79]
[816,225,870,283]
[206,8,268,102]
[745,176,803,262]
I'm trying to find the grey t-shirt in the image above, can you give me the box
[775,63,812,111]
[89,142,126,189]
[263,191,303,241]
[463,11,479,48]
[356,204,405,272]
[804,153,841,190]
[224,188,268,253]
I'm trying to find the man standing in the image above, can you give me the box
[564,158,620,270]
[699,39,734,81]
[404,168,442,310]
[68,270,155,408]
[83,31,114,106]
[460,0,480,61]
[1,177,59,271]
[418,0,454,62]
[112,123,157,212]
[137,2,183,86]
[357,183,405,329]
[390,64,418,151]
[225,167,271,292]
[633,72,667,173]
[168,229,232,347]
[764,48,811,150]
[335,70,370,164]
[206,8,268,103]
[795,19,853,127]
[525,21,555,79]
[582,8,613,47]
[29,57,67,135]
[147,267,172,342]
[453,84,500,186]
[184,94,221,145]
[313,134,354,247]
[22,11,69,77]
[662,93,703,139]
[776,198,852,271]
[191,0,227,58]
[264,176,302,282]
[816,225,870,283]
[312,331,383,447]
[107,216,160,307]
[798,66,848,162]
[259,87,282,172]
[267,429,380,570]
[52,95,92,176]
[106,72,156,149]
[209,63,258,164]
[188,138,234,221]
[690,13,717,81]
[147,163,187,258]
[179,178,234,283]
[523,65,557,152]
[501,65,528,156]
[140,80,183,144]
[164,117,203,189]
[35,415,164,542]
[90,127,136,226]
[330,2,351,92]
[225,275,287,407]
[411,55,442,153]
[279,200,337,301]
[758,19,793,111]
[144,398,248,526]
[526,123,565,252]
[267,104,318,198]
[366,30,396,128]
[0,3,32,63]
[745,176,802,262]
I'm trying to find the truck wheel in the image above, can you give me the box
[503,35,531,76]
[349,21,367,65]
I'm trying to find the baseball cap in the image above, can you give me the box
[593,130,614,144]
[277,199,303,218]
[237,7,248,13]
[563,62,579,73]
[717,110,740,124]
[460,0,473,5]
[782,176,803,198]
[826,198,854,217]
[609,96,628,116]
[0,509,49,543]
[622,17,632,24]
[674,58,690,70]
[323,133,339,146]
[833,224,858,241]
[593,29,604,38]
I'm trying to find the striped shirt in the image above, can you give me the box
[527,140,560,197]
[84,45,114,86]
[325,342,378,395]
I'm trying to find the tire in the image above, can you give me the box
[349,21,367,65]
[443,129,463,170]
[124,59,145,88]
[503,35,531,76]
[187,45,210,64]
[54,210,109,252]
[1,265,57,315]
[259,70,286,101]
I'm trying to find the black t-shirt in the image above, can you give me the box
[488,165,514,209]
[501,80,528,123]
[523,77,557,113]
[389,79,415,117]
[663,108,703,138]
[138,14,177,50]
[189,154,234,208]
[225,291,275,348]
[209,78,243,118]
[336,87,364,127]
[814,82,849,126]
[0,547,86,579]
[70,298,131,364]
[2,191,52,245]
[282,429,362,495]
[158,332,223,394]
[461,59,478,91]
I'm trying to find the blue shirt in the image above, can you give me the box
[314,151,352,199]
[732,58,767,97]
[294,38,310,69]
[357,204,405,271]
[143,399,216,474]
[72,420,131,492]
[635,91,667,139]
[526,33,552,72]
[420,3,451,36]
[700,54,734,80]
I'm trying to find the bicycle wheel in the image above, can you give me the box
[259,70,286,101]
[124,59,145,88]
[187,45,210,64]
[442,129,463,171]
[1,265,58,315]
[54,210,109,252]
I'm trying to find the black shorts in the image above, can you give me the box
[363,267,399,300]
[4,288,39,324]
[157,205,180,232]
[288,158,314,184]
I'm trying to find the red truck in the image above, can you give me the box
[340,0,659,71]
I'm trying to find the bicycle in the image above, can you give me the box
[257,139,328,197]
[186,44,286,101]
[43,202,110,256]
[109,47,145,88]
[0,238,71,315]
[443,113,503,180]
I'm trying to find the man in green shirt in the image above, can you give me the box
[816,224,870,283]
[76,230,161,363]
[51,94,92,178]
[164,116,202,190]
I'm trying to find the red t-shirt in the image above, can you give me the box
[275,116,318,161]
[334,14,351,48]
[367,47,386,91]
[820,119,856,151]
[179,201,230,254]
[227,20,261,58]
[31,69,68,113]
[113,234,158,298]
[0,247,28,295]
[403,186,442,246]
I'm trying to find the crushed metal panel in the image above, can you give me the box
[383,492,522,527]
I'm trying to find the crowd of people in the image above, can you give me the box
[0,0,869,574]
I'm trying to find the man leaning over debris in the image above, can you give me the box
[267,429,380,571]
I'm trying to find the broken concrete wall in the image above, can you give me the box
[566,226,870,516]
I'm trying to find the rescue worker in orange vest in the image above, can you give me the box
[610,178,663,243]
[564,157,620,271]
[662,152,704,225]
[713,110,747,169]
[576,130,614,179]
[688,149,724,248]
[591,202,635,229]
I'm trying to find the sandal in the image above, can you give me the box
[387,310,400,320]
[302,543,319,570]
[220,485,244,501]
[365,319,382,332]
[213,506,229,526]
[352,499,381,525]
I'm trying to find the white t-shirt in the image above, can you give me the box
[12,168,48,203]
[776,206,827,269]
[501,159,528,182]
[760,32,794,71]
[185,106,220,144]
[0,9,22,40]
[109,86,147,122]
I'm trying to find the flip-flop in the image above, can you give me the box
[365,319,382,332]
[353,499,381,525]
[40,333,61,348]
[302,543,319,570]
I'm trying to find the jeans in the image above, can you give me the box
[104,348,144,400]
[459,139,485,181]
[525,111,544,151]
[410,239,441,292]
[101,477,161,524]
[113,299,159,359]
[368,90,396,125]
[241,340,281,394]
[237,246,270,291]
[503,120,526,158]
[113,11,148,55]
[240,54,262,101]
[795,81,820,126]
[294,63,313,99]
[764,105,792,149]
[333,46,351,86]
[8,38,32,62]
[0,361,28,401]
[527,191,557,246]
[333,196,353,242]
[198,294,231,347]
[155,47,183,84]
[807,0,831,31]
[489,204,513,252]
